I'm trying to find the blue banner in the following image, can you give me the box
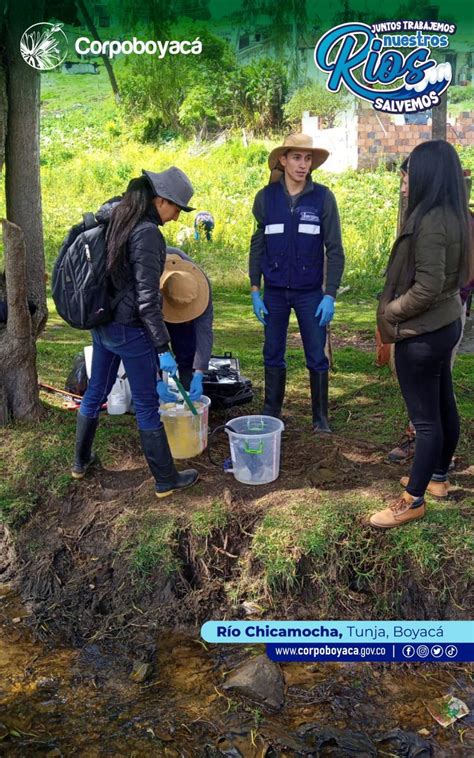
[266,642,474,662]
[201,620,473,645]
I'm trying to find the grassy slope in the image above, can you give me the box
[0,70,472,609]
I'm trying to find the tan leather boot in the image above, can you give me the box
[399,477,449,498]
[370,492,425,529]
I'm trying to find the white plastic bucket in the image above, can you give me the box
[225,415,284,485]
[159,396,211,459]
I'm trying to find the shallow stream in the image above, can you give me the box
[1,585,472,756]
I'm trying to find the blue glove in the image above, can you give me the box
[251,291,269,325]
[189,372,203,401]
[158,351,177,375]
[315,295,335,327]
[156,380,179,404]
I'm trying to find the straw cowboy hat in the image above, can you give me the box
[160,253,209,323]
[268,133,329,173]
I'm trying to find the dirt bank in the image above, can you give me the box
[1,418,472,655]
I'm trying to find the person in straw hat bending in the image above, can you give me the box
[249,133,345,431]
[156,248,213,404]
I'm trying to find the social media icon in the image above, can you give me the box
[402,645,415,658]
[417,645,429,658]
[431,645,443,658]
[445,645,458,658]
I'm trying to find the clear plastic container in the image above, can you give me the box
[225,415,284,485]
[84,345,131,415]
[107,376,131,415]
[159,396,211,459]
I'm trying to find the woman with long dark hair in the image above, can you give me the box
[373,140,473,528]
[72,167,200,498]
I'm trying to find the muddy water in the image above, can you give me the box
[1,585,472,756]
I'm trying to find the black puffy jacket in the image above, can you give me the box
[98,201,170,352]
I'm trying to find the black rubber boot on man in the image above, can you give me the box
[262,366,286,418]
[71,413,99,479]
[310,370,332,433]
[139,426,198,498]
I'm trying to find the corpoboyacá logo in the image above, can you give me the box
[20,22,68,70]
[314,21,454,114]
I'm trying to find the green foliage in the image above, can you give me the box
[448,85,474,117]
[448,84,474,104]
[230,58,288,133]
[4,69,472,296]
[284,82,350,129]
[178,85,220,132]
[117,25,236,140]
[117,22,287,139]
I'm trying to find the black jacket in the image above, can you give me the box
[99,200,170,352]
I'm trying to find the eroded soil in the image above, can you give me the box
[1,413,472,655]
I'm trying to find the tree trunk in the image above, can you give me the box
[5,0,48,335]
[0,220,42,423]
[431,91,447,141]
[0,62,6,172]
[75,0,121,104]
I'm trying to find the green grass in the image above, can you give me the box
[249,493,472,614]
[127,512,181,578]
[190,500,228,538]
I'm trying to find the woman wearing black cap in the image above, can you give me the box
[72,167,200,498]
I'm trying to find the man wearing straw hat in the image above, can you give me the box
[249,133,345,432]
[156,248,213,404]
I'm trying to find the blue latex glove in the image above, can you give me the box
[156,380,179,404]
[315,295,335,327]
[251,291,269,325]
[189,372,203,401]
[158,351,177,376]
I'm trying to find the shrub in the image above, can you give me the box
[284,82,350,129]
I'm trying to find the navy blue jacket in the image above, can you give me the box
[249,176,345,297]
[262,181,326,290]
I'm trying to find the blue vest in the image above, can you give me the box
[262,182,326,290]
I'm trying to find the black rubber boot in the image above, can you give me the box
[310,370,332,433]
[262,366,286,418]
[72,413,99,479]
[139,426,199,498]
[177,367,193,391]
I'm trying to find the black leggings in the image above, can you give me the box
[395,319,462,498]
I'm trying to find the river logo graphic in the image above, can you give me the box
[20,22,68,70]
[314,21,454,114]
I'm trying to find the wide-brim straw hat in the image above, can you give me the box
[268,133,329,173]
[160,253,209,323]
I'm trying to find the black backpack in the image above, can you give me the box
[52,213,122,330]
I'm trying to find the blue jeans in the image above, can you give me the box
[263,286,328,371]
[79,322,162,431]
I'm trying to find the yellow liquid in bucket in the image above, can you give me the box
[161,402,206,459]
